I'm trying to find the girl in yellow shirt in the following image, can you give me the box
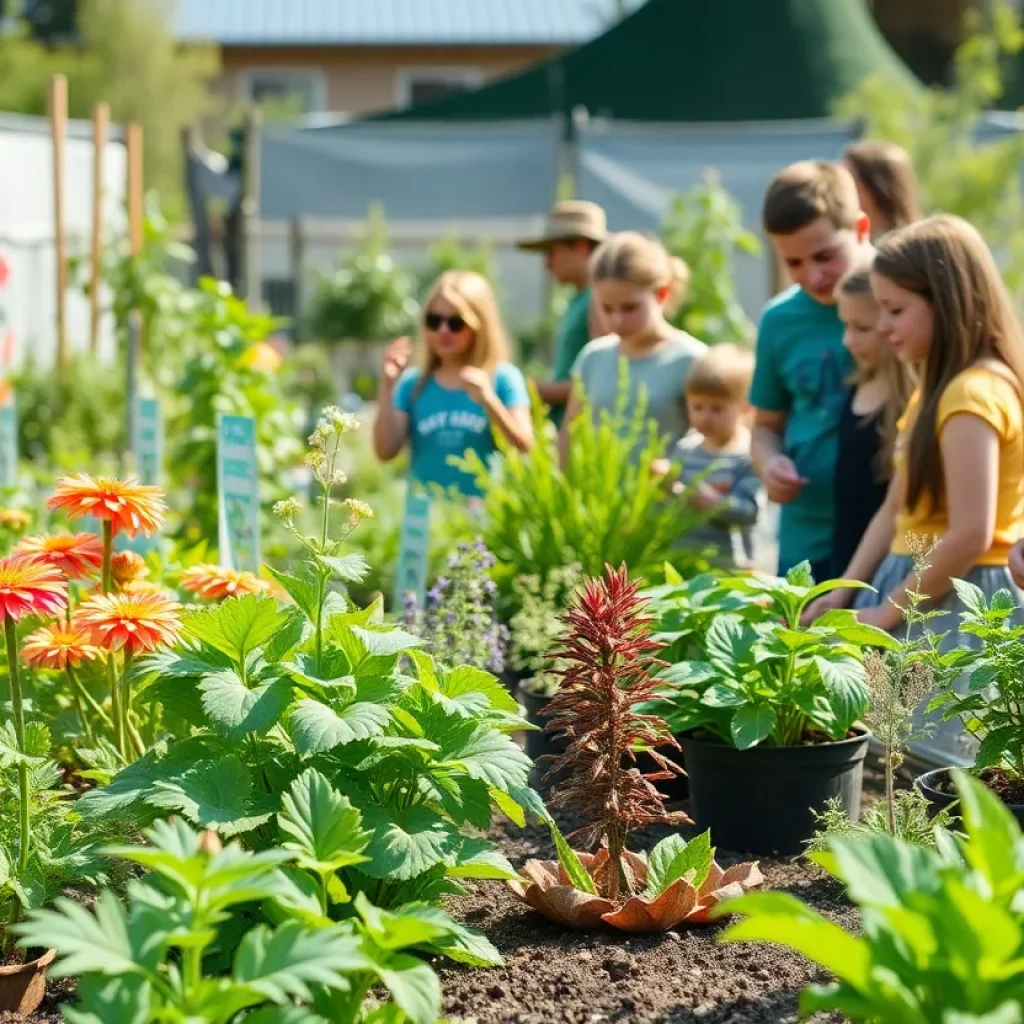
[807,215,1024,762]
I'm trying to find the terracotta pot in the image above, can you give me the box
[0,947,56,1015]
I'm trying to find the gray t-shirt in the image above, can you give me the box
[674,432,762,568]
[571,331,708,449]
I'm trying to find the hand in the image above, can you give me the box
[854,604,900,631]
[458,366,495,405]
[650,458,672,479]
[762,454,809,504]
[688,481,723,511]
[1010,540,1024,589]
[381,337,411,385]
[801,589,850,626]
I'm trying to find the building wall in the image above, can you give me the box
[215,44,563,118]
[871,0,974,84]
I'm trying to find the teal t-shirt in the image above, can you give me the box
[572,330,708,452]
[393,363,530,497]
[749,285,852,574]
[550,287,592,428]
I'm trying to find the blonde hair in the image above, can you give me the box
[686,343,754,403]
[590,232,688,300]
[418,271,509,379]
[874,215,1024,513]
[762,161,861,236]
[836,264,913,479]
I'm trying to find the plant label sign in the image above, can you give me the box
[0,395,16,490]
[217,414,261,573]
[393,487,431,612]
[121,396,164,555]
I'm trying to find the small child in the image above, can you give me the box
[831,267,910,577]
[673,344,762,568]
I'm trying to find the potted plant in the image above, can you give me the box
[651,563,894,854]
[508,565,762,932]
[920,580,1024,826]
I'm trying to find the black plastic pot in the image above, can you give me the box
[517,680,568,787]
[634,747,689,804]
[917,767,1024,828]
[681,728,870,855]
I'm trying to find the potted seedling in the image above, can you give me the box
[920,580,1024,826]
[651,563,893,854]
[508,565,762,932]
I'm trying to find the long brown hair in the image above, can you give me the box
[872,215,1024,513]
[844,140,922,236]
[836,266,913,479]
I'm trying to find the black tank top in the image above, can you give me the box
[832,390,889,578]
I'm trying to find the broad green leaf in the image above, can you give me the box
[355,892,453,950]
[184,595,291,665]
[233,921,364,1002]
[284,651,356,697]
[944,1005,1024,1024]
[646,831,714,897]
[814,655,870,737]
[546,818,598,895]
[975,727,1017,771]
[436,727,533,793]
[244,1008,331,1024]
[265,565,320,623]
[63,975,153,1024]
[952,578,987,617]
[953,770,1023,894]
[424,925,503,968]
[288,699,392,757]
[14,891,148,979]
[351,625,424,657]
[823,833,940,909]
[318,553,370,583]
[148,759,272,837]
[447,837,519,881]
[374,955,442,1024]
[0,722,46,768]
[77,742,198,820]
[719,891,871,990]
[730,704,776,750]
[199,669,293,741]
[804,578,874,605]
[359,806,460,880]
[705,615,759,669]
[278,768,371,876]
[702,683,746,709]
[435,665,521,717]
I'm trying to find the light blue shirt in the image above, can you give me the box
[394,363,530,496]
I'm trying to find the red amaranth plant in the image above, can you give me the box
[543,563,688,901]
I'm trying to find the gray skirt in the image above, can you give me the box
[853,555,1024,766]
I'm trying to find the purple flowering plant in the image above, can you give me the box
[405,538,509,674]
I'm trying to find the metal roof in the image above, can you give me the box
[173,0,644,46]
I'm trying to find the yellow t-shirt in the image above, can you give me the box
[892,364,1024,566]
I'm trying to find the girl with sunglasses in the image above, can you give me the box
[373,270,533,496]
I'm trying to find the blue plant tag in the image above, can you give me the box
[216,414,261,572]
[121,396,164,556]
[393,486,431,614]
[0,396,17,490]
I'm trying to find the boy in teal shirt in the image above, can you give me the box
[750,161,873,580]
[518,201,606,426]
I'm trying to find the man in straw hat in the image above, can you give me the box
[518,200,607,426]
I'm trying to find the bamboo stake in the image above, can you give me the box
[49,75,68,369]
[89,102,109,354]
[124,122,144,468]
[125,122,144,259]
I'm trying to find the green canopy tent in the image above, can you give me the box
[377,0,919,125]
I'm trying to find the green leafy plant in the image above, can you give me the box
[930,579,1024,805]
[452,386,706,616]
[651,564,896,748]
[80,413,537,914]
[416,236,496,295]
[660,171,760,343]
[720,770,1024,1022]
[305,206,419,344]
[15,816,458,1023]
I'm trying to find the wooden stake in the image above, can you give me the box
[125,122,144,258]
[49,75,68,369]
[89,102,109,355]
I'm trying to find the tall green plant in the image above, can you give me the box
[452,384,707,615]
[660,172,760,343]
[837,0,1024,290]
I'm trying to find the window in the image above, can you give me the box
[240,69,328,117]
[395,67,483,109]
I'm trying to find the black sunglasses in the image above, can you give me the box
[424,312,468,333]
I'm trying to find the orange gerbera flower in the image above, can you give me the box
[22,623,100,669]
[110,550,149,587]
[180,564,273,601]
[0,556,68,622]
[48,475,166,538]
[15,532,104,579]
[75,590,181,655]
